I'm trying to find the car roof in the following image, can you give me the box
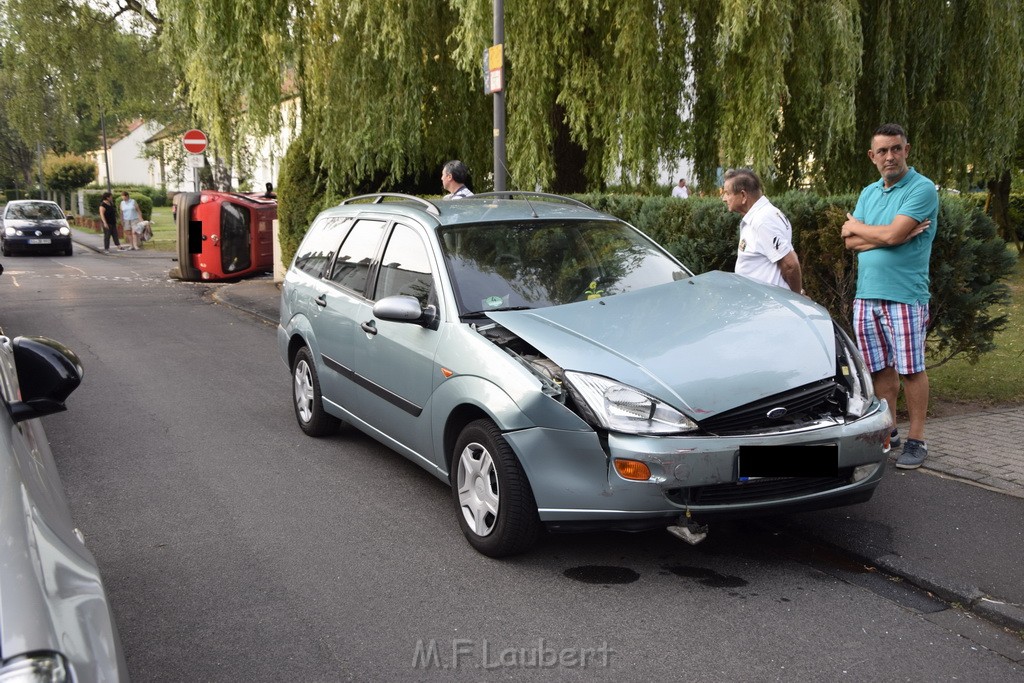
[5,200,61,206]
[316,192,619,227]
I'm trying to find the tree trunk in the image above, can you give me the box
[986,170,1022,255]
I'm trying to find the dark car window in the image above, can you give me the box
[220,202,252,273]
[439,220,690,315]
[294,217,351,277]
[373,223,434,306]
[5,202,64,220]
[328,219,386,294]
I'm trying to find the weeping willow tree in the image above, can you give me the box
[0,0,171,157]
[153,0,1024,200]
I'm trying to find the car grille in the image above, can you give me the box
[697,379,842,435]
[667,469,853,506]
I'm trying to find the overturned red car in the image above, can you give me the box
[171,191,276,281]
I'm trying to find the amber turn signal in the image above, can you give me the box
[614,459,651,481]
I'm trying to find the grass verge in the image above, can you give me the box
[928,253,1024,408]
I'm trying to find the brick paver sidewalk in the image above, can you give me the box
[899,406,1024,498]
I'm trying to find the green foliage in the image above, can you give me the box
[277,130,329,268]
[572,192,1014,367]
[42,153,96,191]
[0,0,173,155]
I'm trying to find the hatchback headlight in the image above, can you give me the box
[834,323,875,418]
[58,226,70,235]
[3,227,14,236]
[564,371,698,435]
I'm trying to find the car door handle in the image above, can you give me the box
[360,320,378,335]
[315,294,327,308]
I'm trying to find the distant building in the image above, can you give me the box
[91,119,179,189]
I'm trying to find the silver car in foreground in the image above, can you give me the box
[279,193,891,557]
[0,334,128,680]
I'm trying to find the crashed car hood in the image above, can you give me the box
[487,271,837,418]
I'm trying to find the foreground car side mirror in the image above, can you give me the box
[7,336,83,422]
[373,295,439,330]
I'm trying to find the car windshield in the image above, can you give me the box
[439,220,691,316]
[5,203,63,220]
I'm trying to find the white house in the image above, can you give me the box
[91,119,183,189]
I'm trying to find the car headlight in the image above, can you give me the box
[0,653,68,682]
[563,371,698,435]
[834,323,875,418]
[58,226,70,235]
[3,227,14,236]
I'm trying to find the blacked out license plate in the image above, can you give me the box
[738,444,838,479]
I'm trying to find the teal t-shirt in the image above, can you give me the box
[853,167,938,304]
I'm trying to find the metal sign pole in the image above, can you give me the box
[493,0,507,192]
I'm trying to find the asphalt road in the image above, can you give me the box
[1,249,1020,681]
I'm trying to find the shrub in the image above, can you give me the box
[43,154,96,192]
[277,130,330,268]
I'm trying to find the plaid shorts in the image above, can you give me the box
[852,299,929,375]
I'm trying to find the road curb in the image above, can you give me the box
[790,530,1024,634]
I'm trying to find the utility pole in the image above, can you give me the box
[36,142,45,199]
[492,0,507,192]
[100,109,113,195]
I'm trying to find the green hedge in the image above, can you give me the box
[573,192,1015,366]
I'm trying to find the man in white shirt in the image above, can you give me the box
[671,178,689,199]
[721,168,803,293]
[441,160,474,199]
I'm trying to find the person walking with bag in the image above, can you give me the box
[99,192,123,252]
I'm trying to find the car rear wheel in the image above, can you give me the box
[291,347,340,437]
[452,419,541,557]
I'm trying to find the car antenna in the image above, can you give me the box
[498,158,538,218]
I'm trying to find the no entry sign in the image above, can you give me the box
[182,129,208,154]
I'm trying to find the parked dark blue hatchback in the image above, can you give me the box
[1,200,73,256]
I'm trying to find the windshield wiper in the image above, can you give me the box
[462,306,533,318]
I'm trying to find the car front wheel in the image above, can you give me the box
[291,347,340,437]
[452,419,541,557]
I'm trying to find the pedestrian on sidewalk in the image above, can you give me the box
[99,192,122,252]
[120,191,142,251]
[841,123,937,469]
[722,168,804,294]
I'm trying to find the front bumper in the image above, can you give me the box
[3,234,72,253]
[504,401,891,529]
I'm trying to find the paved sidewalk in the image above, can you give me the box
[911,408,1024,498]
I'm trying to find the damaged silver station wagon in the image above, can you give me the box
[278,192,892,557]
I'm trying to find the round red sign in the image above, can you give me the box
[182,129,208,154]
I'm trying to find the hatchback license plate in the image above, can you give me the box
[27,238,52,245]
[738,444,838,478]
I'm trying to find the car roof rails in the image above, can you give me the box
[340,193,440,216]
[467,191,594,209]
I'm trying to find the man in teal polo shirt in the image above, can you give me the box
[841,123,937,469]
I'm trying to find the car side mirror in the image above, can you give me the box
[7,336,83,422]
[373,295,439,330]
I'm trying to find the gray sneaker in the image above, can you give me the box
[895,439,928,469]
